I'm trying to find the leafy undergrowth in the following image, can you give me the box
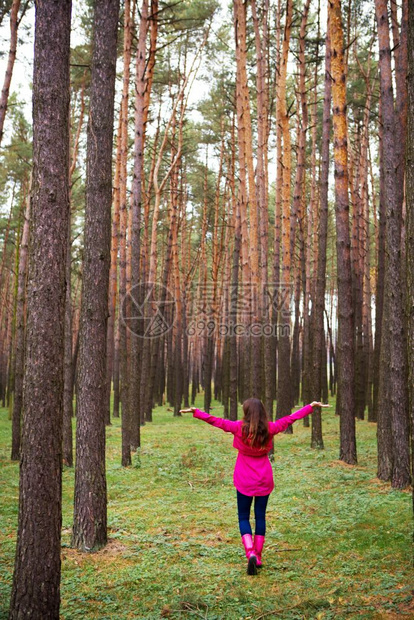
[0,398,412,619]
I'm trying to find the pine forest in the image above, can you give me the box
[0,0,413,618]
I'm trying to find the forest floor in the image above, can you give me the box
[0,398,412,619]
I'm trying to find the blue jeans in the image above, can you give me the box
[237,490,269,536]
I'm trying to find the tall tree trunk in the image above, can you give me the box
[252,0,270,404]
[112,311,121,417]
[276,0,293,422]
[171,170,183,416]
[229,118,240,421]
[391,0,407,222]
[294,0,310,412]
[10,192,30,461]
[62,227,73,467]
[72,0,120,551]
[9,1,71,616]
[204,123,225,413]
[233,42,250,402]
[0,0,20,146]
[372,100,386,425]
[106,109,122,421]
[6,223,19,416]
[311,13,332,450]
[129,0,149,444]
[375,0,410,488]
[0,267,12,406]
[0,240,13,404]
[291,0,310,410]
[234,0,261,398]
[6,277,15,410]
[119,164,131,464]
[271,0,282,413]
[359,72,374,422]
[63,77,86,467]
[406,0,414,508]
[329,0,357,464]
[120,0,135,441]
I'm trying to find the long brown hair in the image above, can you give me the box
[241,398,270,449]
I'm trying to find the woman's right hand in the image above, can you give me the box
[179,407,196,413]
[310,402,330,409]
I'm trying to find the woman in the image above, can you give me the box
[180,398,330,575]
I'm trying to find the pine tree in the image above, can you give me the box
[329,0,357,464]
[375,0,410,488]
[72,0,120,551]
[9,0,71,615]
[406,0,414,505]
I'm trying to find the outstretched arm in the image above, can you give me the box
[180,407,240,434]
[269,402,330,435]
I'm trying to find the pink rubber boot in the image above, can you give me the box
[254,535,265,568]
[241,534,258,575]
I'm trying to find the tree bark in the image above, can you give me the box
[252,0,270,405]
[311,14,332,450]
[293,0,310,412]
[128,0,149,445]
[72,0,120,551]
[10,192,30,461]
[360,71,374,422]
[62,226,73,468]
[229,117,240,421]
[372,100,386,425]
[276,0,293,422]
[234,0,261,398]
[0,267,12,406]
[390,0,407,221]
[406,0,414,509]
[63,77,86,468]
[375,0,410,488]
[233,23,251,402]
[329,0,357,464]
[271,0,282,414]
[0,0,20,146]
[112,309,121,417]
[9,0,71,616]
[121,1,135,440]
[106,105,122,421]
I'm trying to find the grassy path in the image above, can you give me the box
[0,400,412,619]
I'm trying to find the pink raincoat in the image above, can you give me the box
[193,405,313,496]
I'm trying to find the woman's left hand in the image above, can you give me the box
[179,407,196,413]
[310,402,331,408]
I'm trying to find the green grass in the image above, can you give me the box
[0,398,412,619]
